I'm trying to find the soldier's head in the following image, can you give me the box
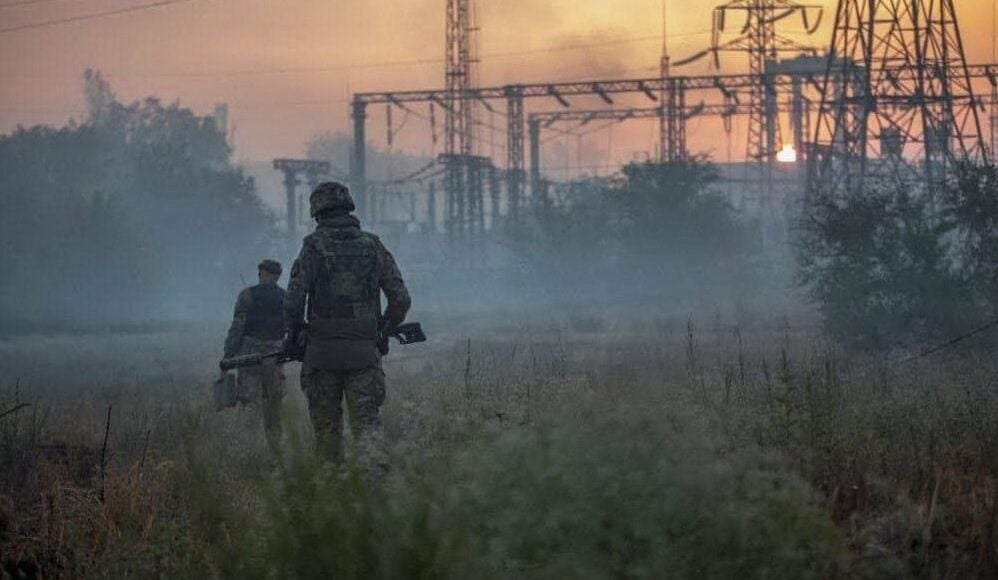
[257,259,282,284]
[309,181,355,219]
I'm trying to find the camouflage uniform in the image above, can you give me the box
[285,182,410,475]
[224,280,287,455]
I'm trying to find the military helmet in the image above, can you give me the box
[310,181,355,217]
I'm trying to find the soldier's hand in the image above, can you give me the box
[377,320,392,356]
[283,329,305,360]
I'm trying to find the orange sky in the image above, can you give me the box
[0,0,995,163]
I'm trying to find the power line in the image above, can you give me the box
[0,0,69,8]
[0,0,194,34]
[0,106,82,113]
[0,29,711,78]
[482,30,710,61]
[896,318,998,365]
[127,58,442,79]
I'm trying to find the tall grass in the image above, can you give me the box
[1,315,996,578]
[233,409,844,580]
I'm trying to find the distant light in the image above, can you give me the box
[776,144,798,163]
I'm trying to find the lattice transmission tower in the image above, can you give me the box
[659,0,675,162]
[709,0,821,184]
[445,0,477,159]
[444,0,481,241]
[809,0,986,195]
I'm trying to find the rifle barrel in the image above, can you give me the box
[219,350,283,371]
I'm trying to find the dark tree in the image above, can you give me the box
[505,157,755,308]
[798,163,998,349]
[0,71,277,327]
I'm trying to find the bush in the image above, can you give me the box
[798,163,998,349]
[244,409,846,579]
[505,158,757,308]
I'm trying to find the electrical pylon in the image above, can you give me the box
[810,0,986,195]
[709,1,821,178]
[659,0,673,162]
[444,0,480,241]
[445,0,476,159]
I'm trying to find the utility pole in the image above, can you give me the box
[506,85,525,221]
[351,99,368,220]
[810,0,986,196]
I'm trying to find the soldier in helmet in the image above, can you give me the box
[222,259,287,456]
[284,181,411,477]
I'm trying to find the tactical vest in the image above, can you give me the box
[244,283,285,341]
[309,228,380,321]
[304,228,382,370]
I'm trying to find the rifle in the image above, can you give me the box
[218,322,427,371]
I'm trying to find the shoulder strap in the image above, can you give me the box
[307,231,337,313]
[243,286,255,310]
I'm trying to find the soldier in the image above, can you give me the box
[284,182,410,477]
[222,259,287,456]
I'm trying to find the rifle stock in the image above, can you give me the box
[388,322,427,345]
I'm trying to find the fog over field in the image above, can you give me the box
[5,0,998,577]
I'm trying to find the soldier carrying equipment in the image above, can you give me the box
[282,181,414,477]
[217,259,288,455]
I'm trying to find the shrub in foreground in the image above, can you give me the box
[242,409,846,579]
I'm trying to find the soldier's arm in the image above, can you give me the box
[223,289,250,359]
[284,242,313,335]
[376,240,411,328]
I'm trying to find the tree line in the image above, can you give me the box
[0,71,277,328]
[4,69,994,350]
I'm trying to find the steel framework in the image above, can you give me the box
[272,158,330,246]
[352,64,997,205]
[526,99,808,195]
[660,0,678,162]
[352,64,997,238]
[707,1,822,167]
[445,0,476,159]
[810,0,987,195]
[506,86,525,221]
[443,0,482,243]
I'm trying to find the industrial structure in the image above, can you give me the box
[703,1,822,195]
[526,97,806,202]
[810,0,987,195]
[443,0,485,244]
[349,68,830,221]
[270,0,996,254]
[272,158,332,247]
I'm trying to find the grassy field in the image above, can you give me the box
[1,310,996,578]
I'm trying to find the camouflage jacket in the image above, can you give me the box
[284,214,410,369]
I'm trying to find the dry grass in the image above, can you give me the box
[1,311,996,578]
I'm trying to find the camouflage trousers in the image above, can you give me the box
[237,337,286,456]
[301,367,388,477]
